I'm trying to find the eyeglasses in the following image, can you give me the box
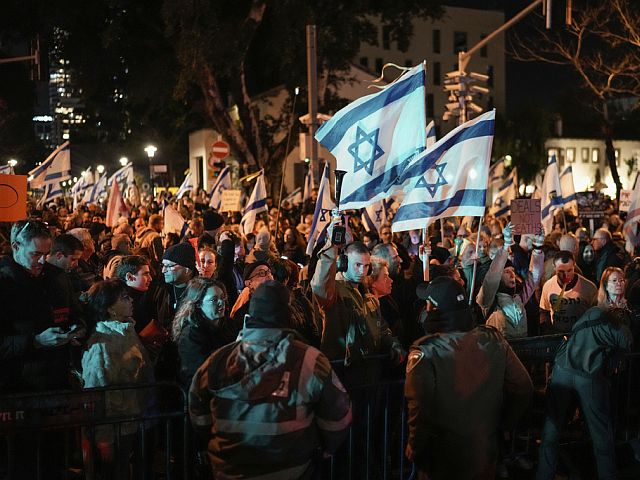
[249,269,271,280]
[161,263,180,271]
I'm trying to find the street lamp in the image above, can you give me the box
[97,164,105,175]
[119,156,129,167]
[7,158,17,174]
[144,145,157,189]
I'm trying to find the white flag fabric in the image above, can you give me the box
[108,164,135,190]
[306,163,336,255]
[623,175,640,234]
[426,120,436,147]
[105,179,129,227]
[72,168,95,210]
[391,110,496,233]
[29,142,71,188]
[303,167,315,203]
[361,200,387,232]
[0,165,13,175]
[315,63,427,210]
[240,172,268,236]
[175,171,195,199]
[560,166,578,216]
[163,204,189,237]
[36,182,64,209]
[209,166,231,209]
[281,187,303,206]
[540,155,564,234]
[490,168,518,218]
[84,173,107,205]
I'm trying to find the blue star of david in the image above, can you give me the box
[348,126,384,176]
[494,197,504,207]
[319,208,332,222]
[416,163,448,198]
[374,208,383,222]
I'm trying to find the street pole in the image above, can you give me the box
[306,25,319,184]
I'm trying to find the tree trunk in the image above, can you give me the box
[602,102,622,200]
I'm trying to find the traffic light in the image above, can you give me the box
[442,57,490,124]
[212,161,226,177]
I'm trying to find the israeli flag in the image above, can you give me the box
[560,166,577,216]
[108,164,135,190]
[175,171,195,199]
[490,168,518,218]
[540,155,564,234]
[306,163,336,255]
[315,63,426,210]
[391,110,496,233]
[362,200,387,232]
[240,171,268,236]
[29,142,71,188]
[72,168,95,210]
[209,166,231,209]
[36,182,64,209]
[281,187,303,206]
[0,165,13,175]
[84,173,107,205]
[303,166,315,203]
[163,204,189,237]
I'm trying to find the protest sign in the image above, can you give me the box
[510,198,542,235]
[219,189,243,212]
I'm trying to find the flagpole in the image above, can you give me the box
[274,87,300,239]
[468,214,484,306]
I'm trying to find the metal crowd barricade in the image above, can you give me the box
[0,382,189,480]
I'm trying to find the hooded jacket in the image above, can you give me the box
[189,328,352,479]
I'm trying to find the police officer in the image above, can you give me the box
[405,276,533,480]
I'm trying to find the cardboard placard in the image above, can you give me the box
[510,198,542,235]
[219,189,243,212]
[619,189,632,213]
[0,174,27,222]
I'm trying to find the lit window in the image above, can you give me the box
[591,148,599,163]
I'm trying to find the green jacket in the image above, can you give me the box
[189,328,352,479]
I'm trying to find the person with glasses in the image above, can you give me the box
[597,267,627,309]
[172,278,236,389]
[161,242,197,312]
[591,228,625,285]
[81,278,154,479]
[229,261,273,326]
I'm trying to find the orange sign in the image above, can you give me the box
[0,174,28,221]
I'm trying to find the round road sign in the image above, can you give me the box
[210,140,230,160]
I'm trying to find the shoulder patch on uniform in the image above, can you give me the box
[406,350,425,374]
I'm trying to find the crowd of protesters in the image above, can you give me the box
[1,187,640,480]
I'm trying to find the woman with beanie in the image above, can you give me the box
[172,277,238,389]
[81,278,153,479]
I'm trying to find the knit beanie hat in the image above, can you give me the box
[246,280,291,329]
[416,276,474,333]
[202,209,224,231]
[162,242,197,273]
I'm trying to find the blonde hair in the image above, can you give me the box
[364,257,389,290]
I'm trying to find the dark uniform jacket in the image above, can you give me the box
[594,241,625,285]
[405,324,533,480]
[189,328,352,479]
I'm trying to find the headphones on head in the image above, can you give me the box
[336,248,373,276]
